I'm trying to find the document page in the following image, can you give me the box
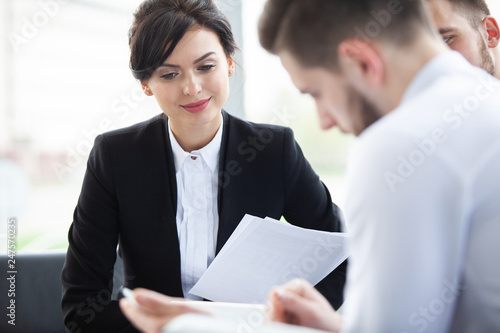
[189,215,348,304]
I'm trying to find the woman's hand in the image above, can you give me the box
[119,288,210,333]
[267,279,343,333]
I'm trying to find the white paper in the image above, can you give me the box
[189,214,348,304]
[171,300,266,322]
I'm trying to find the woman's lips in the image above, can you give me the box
[181,97,212,113]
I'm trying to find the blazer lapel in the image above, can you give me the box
[161,114,178,216]
[216,111,237,253]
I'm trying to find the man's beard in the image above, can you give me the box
[479,36,495,75]
[348,87,382,136]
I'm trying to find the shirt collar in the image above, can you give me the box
[197,115,224,172]
[359,51,475,140]
[168,114,223,173]
[400,51,473,105]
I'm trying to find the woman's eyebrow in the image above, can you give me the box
[159,52,217,69]
[193,52,216,64]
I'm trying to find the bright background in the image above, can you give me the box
[1,0,499,252]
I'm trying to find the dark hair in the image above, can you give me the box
[259,0,434,71]
[446,0,491,27]
[129,0,238,82]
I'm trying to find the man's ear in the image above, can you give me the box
[484,16,500,48]
[337,39,385,87]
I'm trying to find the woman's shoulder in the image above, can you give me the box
[89,114,166,154]
[100,114,165,139]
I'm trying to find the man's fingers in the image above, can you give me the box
[133,288,187,313]
[282,279,313,294]
[276,288,307,314]
[119,298,166,333]
[267,280,318,325]
[282,279,330,303]
[132,288,212,318]
[274,287,342,332]
[266,288,286,323]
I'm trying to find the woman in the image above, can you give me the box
[61,1,346,332]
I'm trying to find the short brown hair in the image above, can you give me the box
[129,0,238,82]
[445,0,491,27]
[259,0,434,71]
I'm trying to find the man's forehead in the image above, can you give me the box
[427,0,462,14]
[427,0,471,29]
[279,52,316,82]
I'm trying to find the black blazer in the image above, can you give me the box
[61,111,347,333]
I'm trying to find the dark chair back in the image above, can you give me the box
[0,249,123,333]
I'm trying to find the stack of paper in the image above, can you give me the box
[189,214,349,304]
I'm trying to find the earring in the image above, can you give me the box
[143,86,152,95]
[229,69,234,75]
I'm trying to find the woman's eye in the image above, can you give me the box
[198,64,216,71]
[161,73,178,80]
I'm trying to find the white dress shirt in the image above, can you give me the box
[342,52,500,332]
[168,116,222,300]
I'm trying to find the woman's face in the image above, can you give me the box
[145,27,234,132]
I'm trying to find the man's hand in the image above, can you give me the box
[119,288,210,333]
[267,279,343,333]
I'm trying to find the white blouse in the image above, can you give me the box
[168,115,223,300]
